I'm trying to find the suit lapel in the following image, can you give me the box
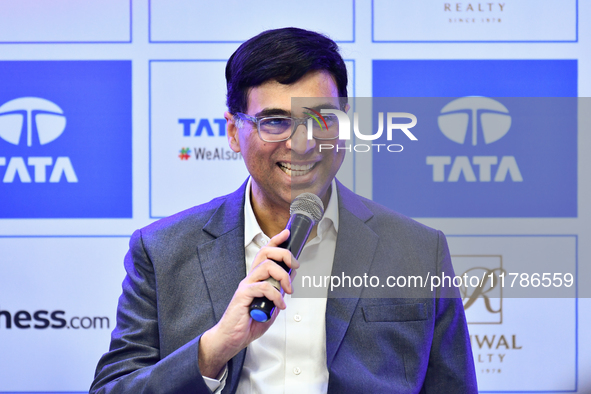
[197,183,247,322]
[196,182,249,392]
[326,182,378,367]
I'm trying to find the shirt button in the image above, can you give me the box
[293,367,301,375]
[294,314,302,322]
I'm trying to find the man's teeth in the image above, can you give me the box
[279,162,315,176]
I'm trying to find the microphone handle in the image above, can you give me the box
[249,213,314,322]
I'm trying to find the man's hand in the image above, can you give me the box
[198,229,298,378]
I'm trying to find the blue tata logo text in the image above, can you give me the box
[372,60,577,218]
[179,118,226,137]
[0,61,132,218]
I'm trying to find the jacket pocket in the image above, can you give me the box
[362,303,427,322]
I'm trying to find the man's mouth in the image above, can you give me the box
[278,162,316,176]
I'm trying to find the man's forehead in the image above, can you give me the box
[245,70,340,114]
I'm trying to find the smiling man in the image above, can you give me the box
[91,28,477,393]
[227,70,344,237]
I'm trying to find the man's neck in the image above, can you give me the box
[249,182,332,240]
[250,191,289,238]
[250,181,289,238]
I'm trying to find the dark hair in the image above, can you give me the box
[225,27,348,114]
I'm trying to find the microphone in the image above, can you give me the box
[249,192,325,323]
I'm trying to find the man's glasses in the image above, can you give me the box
[234,112,340,143]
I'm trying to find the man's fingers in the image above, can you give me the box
[247,259,295,294]
[267,228,289,247]
[251,248,299,271]
[242,281,287,309]
[245,229,301,300]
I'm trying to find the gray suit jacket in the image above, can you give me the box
[91,180,477,393]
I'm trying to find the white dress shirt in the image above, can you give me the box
[205,178,339,393]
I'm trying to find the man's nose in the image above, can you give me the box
[286,123,316,154]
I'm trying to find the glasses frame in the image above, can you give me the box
[234,112,340,143]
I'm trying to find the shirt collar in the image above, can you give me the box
[244,178,339,248]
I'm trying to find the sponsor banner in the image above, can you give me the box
[372,0,577,42]
[372,60,577,218]
[149,61,250,218]
[149,0,354,42]
[0,61,132,218]
[448,236,577,391]
[0,236,128,392]
[0,0,131,43]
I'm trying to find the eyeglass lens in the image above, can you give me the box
[258,116,338,141]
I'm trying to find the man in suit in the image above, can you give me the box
[91,27,477,393]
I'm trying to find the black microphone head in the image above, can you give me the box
[290,193,325,224]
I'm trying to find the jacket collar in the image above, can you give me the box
[198,180,249,391]
[202,180,247,239]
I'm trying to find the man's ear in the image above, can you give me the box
[225,111,241,153]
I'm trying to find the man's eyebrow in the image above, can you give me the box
[254,102,340,118]
[302,103,340,112]
[254,108,291,117]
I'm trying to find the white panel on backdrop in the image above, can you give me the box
[373,0,577,42]
[149,0,354,42]
[150,60,356,219]
[448,236,577,391]
[0,237,128,392]
[0,0,131,43]
[150,61,250,218]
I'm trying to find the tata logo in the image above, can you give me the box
[179,118,226,137]
[0,97,66,147]
[0,97,77,183]
[428,97,521,182]
[437,96,511,146]
[0,60,132,218]
[371,60,577,218]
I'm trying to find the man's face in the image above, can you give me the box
[226,70,345,211]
